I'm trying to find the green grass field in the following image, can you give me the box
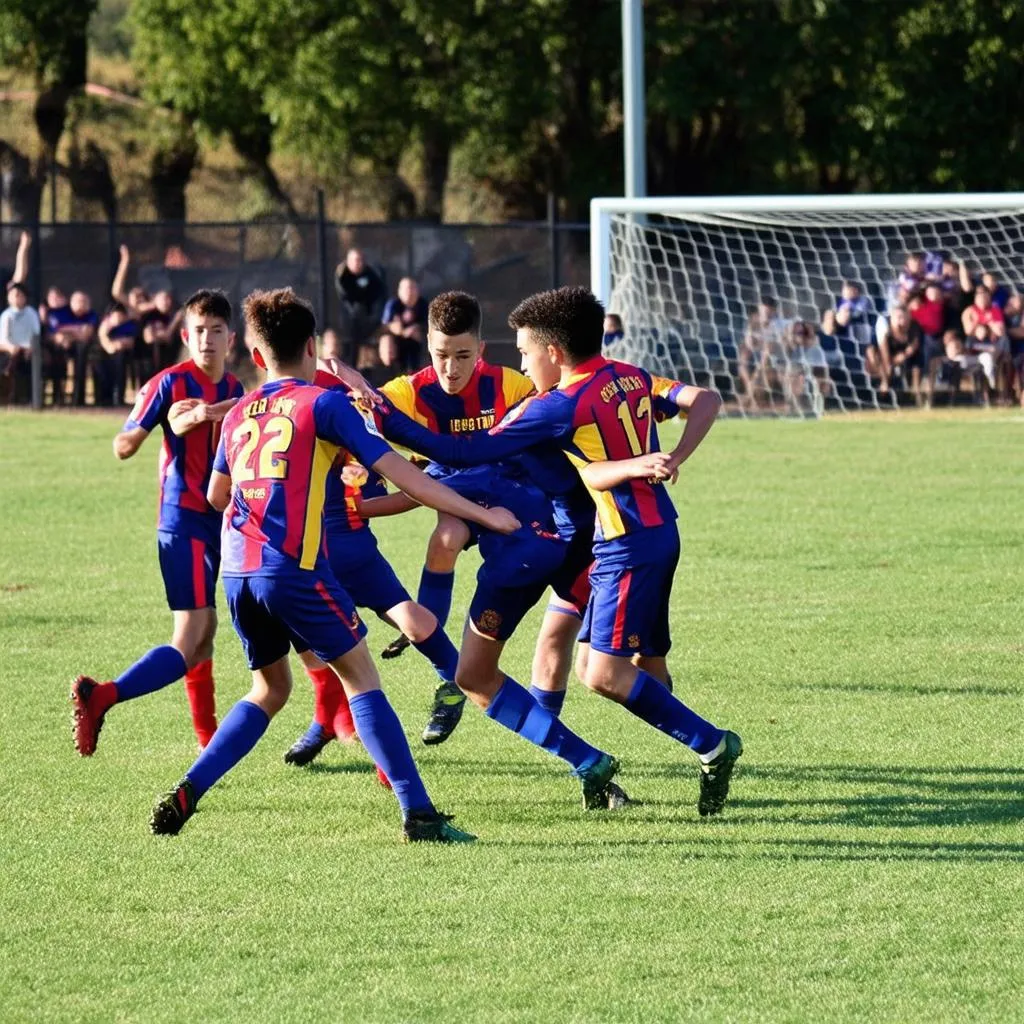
[2,410,1023,1023]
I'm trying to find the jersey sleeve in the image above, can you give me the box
[379,375,416,417]
[314,391,393,469]
[650,374,687,421]
[381,298,399,324]
[213,432,229,475]
[501,368,536,407]
[123,371,173,432]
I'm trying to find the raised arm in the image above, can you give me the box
[12,230,31,286]
[111,245,131,305]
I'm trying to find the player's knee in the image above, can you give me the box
[428,516,470,560]
[402,604,438,644]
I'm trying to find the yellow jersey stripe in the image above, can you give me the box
[565,449,626,539]
[300,438,340,569]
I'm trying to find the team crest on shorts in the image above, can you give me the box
[628,633,640,649]
[478,609,503,634]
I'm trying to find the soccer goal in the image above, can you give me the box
[590,193,1024,417]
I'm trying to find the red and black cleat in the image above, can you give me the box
[70,676,113,757]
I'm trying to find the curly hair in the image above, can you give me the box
[428,291,481,338]
[507,286,604,362]
[182,288,232,324]
[243,287,316,364]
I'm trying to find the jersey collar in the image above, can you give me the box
[560,354,608,389]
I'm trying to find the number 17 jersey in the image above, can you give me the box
[213,378,392,576]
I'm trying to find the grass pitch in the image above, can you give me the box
[1,409,1022,1023]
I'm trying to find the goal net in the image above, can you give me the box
[591,194,1024,417]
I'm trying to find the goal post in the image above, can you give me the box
[591,193,1024,416]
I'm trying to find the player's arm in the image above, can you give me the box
[579,452,676,492]
[113,426,148,460]
[662,385,722,475]
[116,373,174,458]
[316,357,381,407]
[206,434,232,511]
[357,491,420,518]
[168,396,239,436]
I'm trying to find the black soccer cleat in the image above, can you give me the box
[421,682,466,745]
[697,730,743,817]
[574,753,622,810]
[283,723,334,766]
[150,779,198,836]
[403,809,477,844]
[381,635,411,660]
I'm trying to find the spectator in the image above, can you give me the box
[0,282,41,405]
[897,252,926,297]
[140,289,181,375]
[834,280,872,345]
[737,296,785,411]
[603,313,624,347]
[41,286,75,405]
[380,276,428,374]
[1003,293,1024,406]
[783,319,830,411]
[320,327,343,362]
[910,282,946,389]
[962,322,999,405]
[816,308,845,369]
[872,304,922,396]
[961,284,1005,338]
[980,271,1010,310]
[335,248,384,362]
[61,291,99,406]
[96,303,138,406]
[1,231,31,291]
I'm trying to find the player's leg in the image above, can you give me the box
[528,598,582,716]
[71,533,218,755]
[282,648,356,767]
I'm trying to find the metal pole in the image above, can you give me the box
[316,188,328,331]
[622,0,646,198]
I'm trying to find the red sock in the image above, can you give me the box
[376,764,392,790]
[308,666,343,736]
[184,659,218,747]
[333,687,355,742]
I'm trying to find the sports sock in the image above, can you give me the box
[624,670,723,756]
[308,666,343,734]
[416,569,454,628]
[185,700,270,800]
[412,625,459,684]
[528,684,566,717]
[487,677,601,772]
[183,659,217,746]
[113,645,187,702]
[350,690,432,816]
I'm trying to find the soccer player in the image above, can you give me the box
[149,288,519,842]
[376,291,535,743]
[71,290,244,755]
[380,286,743,817]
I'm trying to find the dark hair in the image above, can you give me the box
[760,295,778,308]
[243,287,316,364]
[182,288,232,324]
[6,281,26,297]
[428,291,481,337]
[508,286,605,362]
[605,313,624,332]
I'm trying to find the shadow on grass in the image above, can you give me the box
[304,761,379,777]
[792,680,1019,698]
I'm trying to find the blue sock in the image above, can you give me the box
[412,625,459,683]
[185,700,270,800]
[114,645,187,702]
[350,690,432,816]
[486,677,602,772]
[417,569,454,628]
[624,670,723,755]
[528,684,566,717]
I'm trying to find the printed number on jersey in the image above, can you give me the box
[232,416,294,482]
[616,396,651,456]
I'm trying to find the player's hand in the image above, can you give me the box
[205,397,240,421]
[484,506,521,535]
[320,357,383,408]
[170,398,202,418]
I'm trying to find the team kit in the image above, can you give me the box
[69,284,742,844]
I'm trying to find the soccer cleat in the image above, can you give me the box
[604,781,638,810]
[381,634,411,660]
[421,682,467,745]
[697,730,743,817]
[283,722,334,766]
[574,753,622,810]
[70,675,112,756]
[150,779,197,835]
[402,810,477,844]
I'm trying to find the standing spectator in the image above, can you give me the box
[0,282,41,405]
[96,303,138,406]
[834,280,872,346]
[140,289,181,375]
[872,304,922,396]
[961,284,1005,338]
[980,271,1010,310]
[62,292,99,406]
[380,276,428,374]
[603,313,624,347]
[910,282,947,390]
[41,286,74,405]
[737,296,785,411]
[335,248,384,362]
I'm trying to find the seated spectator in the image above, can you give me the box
[1003,293,1024,406]
[335,248,385,362]
[961,284,1005,338]
[140,289,181,375]
[41,286,74,405]
[602,313,624,347]
[0,282,41,405]
[871,304,922,396]
[737,296,784,411]
[380,276,428,374]
[783,319,830,411]
[816,308,844,368]
[96,303,139,406]
[980,271,1010,310]
[61,292,100,405]
[834,280,872,345]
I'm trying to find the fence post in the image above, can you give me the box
[30,220,43,410]
[316,189,328,331]
[547,192,560,290]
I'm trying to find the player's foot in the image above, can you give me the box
[376,765,393,790]
[574,753,622,810]
[283,722,334,766]
[70,675,114,756]
[150,779,197,836]
[381,635,411,660]
[402,809,477,844]
[421,682,466,745]
[604,781,638,810]
[697,730,743,817]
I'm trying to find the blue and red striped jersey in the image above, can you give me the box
[124,360,243,539]
[213,378,392,575]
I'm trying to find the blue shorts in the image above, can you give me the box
[579,524,680,657]
[157,530,219,611]
[326,529,411,613]
[223,571,367,670]
[546,530,594,618]
[469,530,566,642]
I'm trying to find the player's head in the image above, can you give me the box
[243,287,317,380]
[6,282,27,309]
[181,289,233,375]
[427,291,482,394]
[508,286,605,382]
